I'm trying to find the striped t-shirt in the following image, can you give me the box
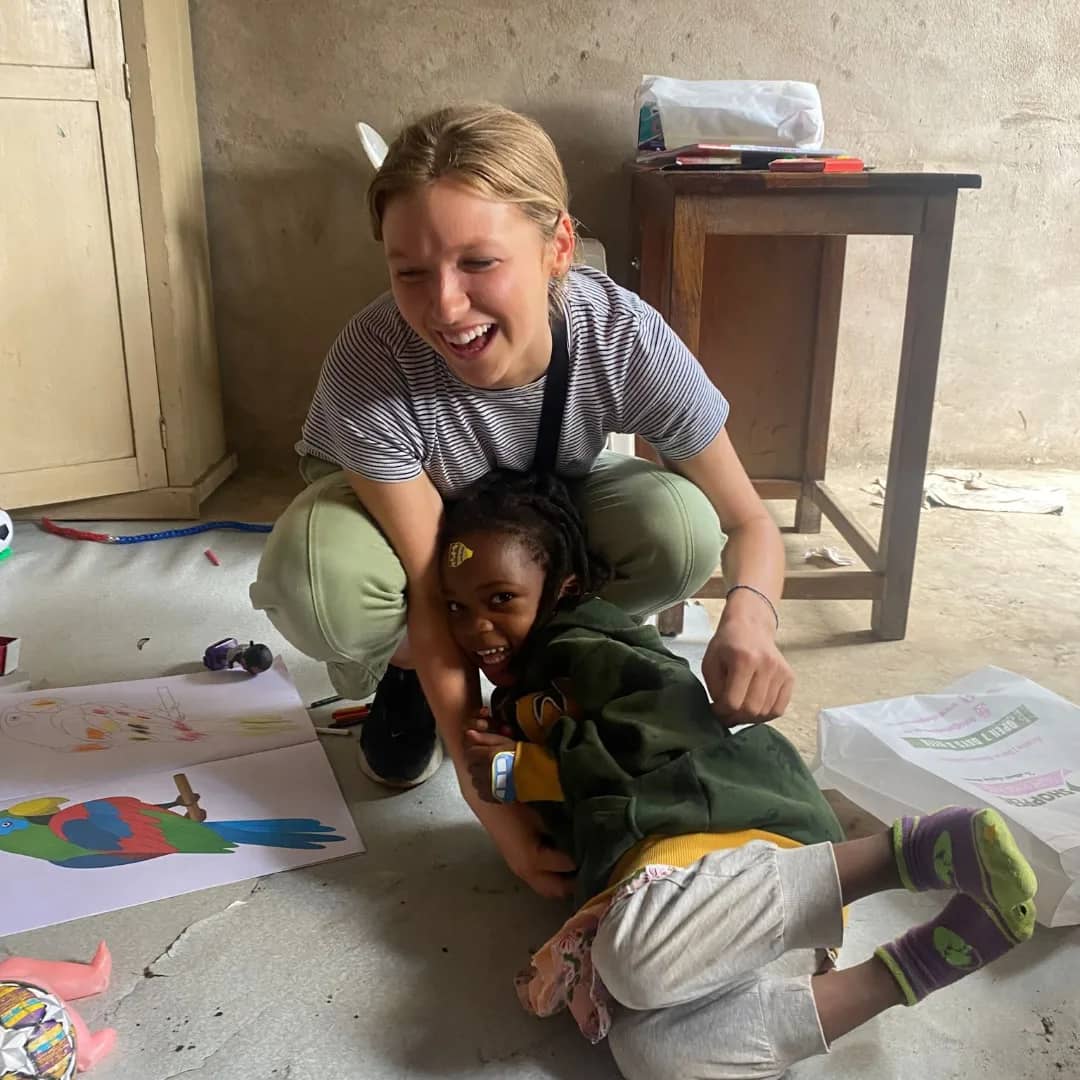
[298,265,729,498]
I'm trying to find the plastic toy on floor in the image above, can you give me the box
[202,638,273,675]
[0,941,116,1076]
[0,509,12,562]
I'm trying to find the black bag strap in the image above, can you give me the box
[533,317,569,474]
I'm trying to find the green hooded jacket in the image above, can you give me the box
[492,597,844,904]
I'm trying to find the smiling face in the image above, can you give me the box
[441,528,563,686]
[381,178,574,390]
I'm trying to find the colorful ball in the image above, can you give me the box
[0,981,76,1080]
[0,510,11,561]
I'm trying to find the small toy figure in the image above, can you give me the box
[202,638,273,675]
[0,942,116,1076]
[0,509,12,562]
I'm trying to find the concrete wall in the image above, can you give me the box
[188,0,1080,473]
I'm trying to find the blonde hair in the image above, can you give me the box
[368,104,576,289]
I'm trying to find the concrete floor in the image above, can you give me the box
[3,465,1078,1079]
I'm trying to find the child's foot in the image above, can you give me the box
[875,891,1034,1005]
[893,807,1037,937]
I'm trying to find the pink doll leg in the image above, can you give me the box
[0,941,111,1000]
[65,1004,118,1072]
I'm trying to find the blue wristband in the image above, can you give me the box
[491,750,517,803]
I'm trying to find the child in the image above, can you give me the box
[440,470,1038,1080]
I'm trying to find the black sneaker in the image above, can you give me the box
[357,667,443,788]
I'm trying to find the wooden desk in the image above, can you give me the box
[628,168,982,640]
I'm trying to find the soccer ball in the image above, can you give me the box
[0,509,11,561]
[0,980,77,1079]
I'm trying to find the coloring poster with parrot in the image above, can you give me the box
[0,741,363,936]
[0,659,314,802]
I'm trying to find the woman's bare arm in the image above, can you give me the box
[345,470,575,897]
[669,429,794,723]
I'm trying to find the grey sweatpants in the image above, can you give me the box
[592,841,845,1080]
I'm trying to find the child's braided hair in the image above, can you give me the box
[442,469,609,622]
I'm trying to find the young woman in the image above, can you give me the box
[251,104,793,898]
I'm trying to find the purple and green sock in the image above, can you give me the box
[876,892,1032,1005]
[894,807,1037,930]
[878,807,1037,1004]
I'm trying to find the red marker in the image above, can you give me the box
[330,704,370,728]
[204,548,221,566]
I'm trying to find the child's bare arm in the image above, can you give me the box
[464,727,565,804]
[464,729,516,803]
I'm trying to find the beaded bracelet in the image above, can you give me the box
[725,584,780,631]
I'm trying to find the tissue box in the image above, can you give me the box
[635,75,825,152]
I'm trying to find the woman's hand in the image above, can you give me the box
[487,802,577,899]
[702,589,794,725]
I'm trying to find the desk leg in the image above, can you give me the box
[795,237,846,534]
[657,605,686,636]
[873,193,957,640]
[655,200,709,639]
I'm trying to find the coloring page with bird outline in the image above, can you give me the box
[0,658,315,802]
[0,741,363,935]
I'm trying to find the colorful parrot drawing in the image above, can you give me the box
[0,795,345,869]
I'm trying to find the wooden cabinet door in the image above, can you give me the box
[0,0,166,509]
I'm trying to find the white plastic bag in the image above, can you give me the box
[636,75,824,151]
[814,667,1080,927]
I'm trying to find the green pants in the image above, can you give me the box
[250,452,725,699]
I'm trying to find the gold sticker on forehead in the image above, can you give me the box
[447,541,474,568]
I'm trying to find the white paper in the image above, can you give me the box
[804,546,854,567]
[0,742,363,936]
[815,667,1080,926]
[863,471,1067,515]
[0,658,314,801]
[924,471,1067,514]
